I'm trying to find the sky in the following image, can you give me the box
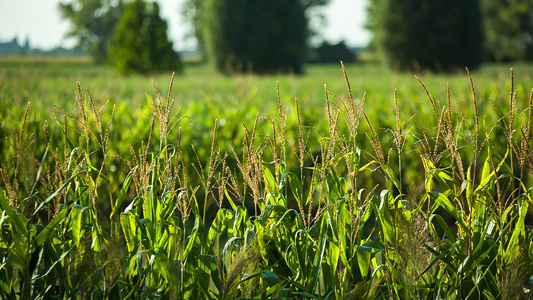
[0,0,371,51]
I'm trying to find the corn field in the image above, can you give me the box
[0,65,532,299]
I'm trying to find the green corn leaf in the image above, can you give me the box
[144,193,155,231]
[257,204,281,224]
[121,212,138,253]
[27,145,48,204]
[7,249,26,273]
[383,254,416,299]
[326,240,340,286]
[155,230,170,252]
[280,172,303,206]
[474,150,509,197]
[69,204,84,247]
[259,270,281,287]
[504,198,529,262]
[373,190,394,243]
[325,169,345,204]
[91,221,104,252]
[421,155,434,192]
[222,236,241,261]
[197,254,218,297]
[32,246,72,281]
[110,168,135,220]
[160,191,178,221]
[34,203,71,247]
[306,218,327,294]
[428,214,456,243]
[223,186,238,212]
[294,229,313,277]
[371,264,388,279]
[33,177,73,217]
[337,201,351,276]
[264,279,289,298]
[380,163,401,192]
[87,163,110,183]
[231,206,248,237]
[206,208,233,253]
[466,165,473,204]
[183,247,199,298]
[0,191,28,237]
[183,214,201,259]
[358,160,378,172]
[356,244,372,279]
[428,192,468,233]
[153,252,178,286]
[262,164,278,193]
[141,218,156,247]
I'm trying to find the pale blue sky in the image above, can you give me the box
[0,0,371,51]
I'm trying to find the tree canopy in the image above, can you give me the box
[202,0,308,74]
[482,0,533,61]
[108,0,182,75]
[59,0,123,63]
[367,0,484,72]
[182,0,329,55]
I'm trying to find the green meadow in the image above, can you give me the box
[0,57,532,298]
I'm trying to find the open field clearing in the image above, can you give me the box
[0,58,533,298]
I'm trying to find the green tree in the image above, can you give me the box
[182,0,327,55]
[108,0,182,75]
[482,0,533,61]
[202,0,307,74]
[367,0,484,72]
[59,0,123,63]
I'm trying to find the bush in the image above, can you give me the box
[108,0,182,75]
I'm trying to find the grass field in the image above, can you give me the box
[0,56,532,298]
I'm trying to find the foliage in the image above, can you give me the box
[367,0,485,72]
[1,63,533,298]
[308,41,356,63]
[108,0,182,75]
[182,0,329,55]
[58,0,123,64]
[482,0,533,61]
[202,0,307,74]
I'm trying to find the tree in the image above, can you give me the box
[182,0,328,54]
[367,0,484,72]
[202,0,307,74]
[482,0,533,61]
[59,0,123,63]
[108,0,182,75]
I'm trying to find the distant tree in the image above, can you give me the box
[182,0,328,54]
[482,0,533,61]
[308,41,356,64]
[59,0,123,63]
[367,0,484,72]
[108,0,182,75]
[201,0,307,74]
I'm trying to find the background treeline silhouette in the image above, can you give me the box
[59,0,533,74]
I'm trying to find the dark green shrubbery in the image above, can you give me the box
[202,0,307,74]
[109,0,182,75]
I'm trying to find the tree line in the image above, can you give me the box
[60,0,533,74]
